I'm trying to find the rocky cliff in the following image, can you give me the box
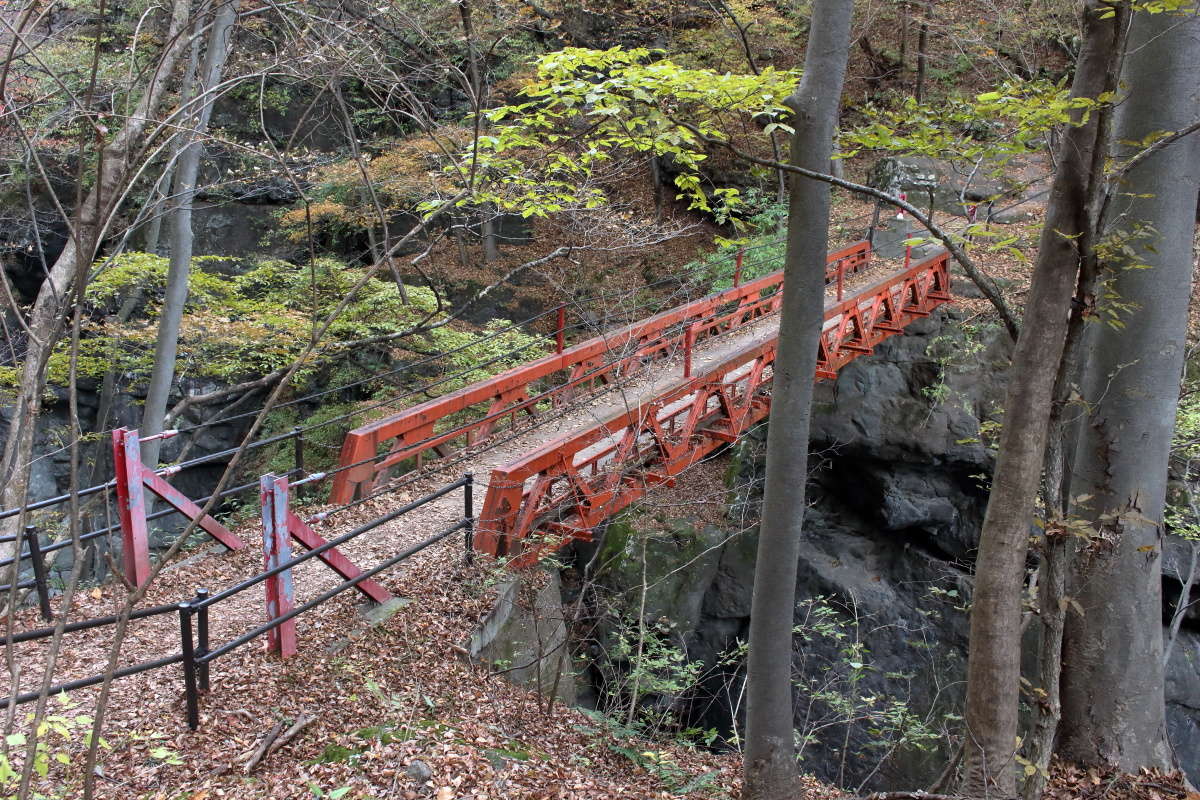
[578,303,1200,789]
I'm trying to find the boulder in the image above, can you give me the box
[868,156,1030,223]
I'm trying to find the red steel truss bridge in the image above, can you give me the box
[0,238,950,729]
[333,241,953,567]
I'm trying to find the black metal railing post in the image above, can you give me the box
[292,427,306,499]
[25,526,51,622]
[463,473,475,565]
[178,601,200,730]
[194,589,210,692]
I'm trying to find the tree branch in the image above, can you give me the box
[674,119,1021,339]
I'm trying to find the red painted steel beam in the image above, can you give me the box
[261,473,298,658]
[113,428,246,587]
[284,512,391,604]
[330,241,873,504]
[476,250,952,565]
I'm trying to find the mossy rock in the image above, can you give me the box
[596,515,728,636]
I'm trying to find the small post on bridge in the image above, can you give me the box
[555,305,566,355]
[194,588,210,692]
[836,260,845,302]
[291,426,306,499]
[683,325,695,379]
[260,474,297,658]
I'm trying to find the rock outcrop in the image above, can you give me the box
[573,303,1200,789]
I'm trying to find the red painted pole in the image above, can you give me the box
[836,260,845,301]
[112,428,151,587]
[556,305,565,355]
[733,248,744,287]
[683,325,694,379]
[260,473,298,658]
[904,244,913,271]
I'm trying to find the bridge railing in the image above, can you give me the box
[330,240,873,504]
[476,249,952,563]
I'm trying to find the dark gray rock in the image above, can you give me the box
[868,156,1030,223]
[1168,630,1200,778]
[406,759,433,784]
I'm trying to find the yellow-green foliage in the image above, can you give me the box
[429,46,800,225]
[843,80,1107,170]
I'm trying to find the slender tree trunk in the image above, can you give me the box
[140,0,239,469]
[1022,263,1097,800]
[458,0,499,265]
[142,165,175,255]
[481,212,499,264]
[742,2,853,798]
[1058,3,1200,771]
[914,1,932,103]
[452,216,471,268]
[898,0,909,87]
[0,0,193,553]
[960,3,1126,795]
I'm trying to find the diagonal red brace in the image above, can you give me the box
[113,428,246,587]
[284,512,391,604]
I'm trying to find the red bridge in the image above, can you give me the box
[0,239,952,731]
[332,241,952,567]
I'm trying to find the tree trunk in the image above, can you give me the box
[140,0,239,470]
[481,212,499,264]
[914,1,932,103]
[0,0,193,552]
[960,3,1126,795]
[1057,3,1200,771]
[741,2,853,798]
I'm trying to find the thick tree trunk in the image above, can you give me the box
[0,0,192,551]
[1058,3,1200,771]
[960,3,1125,795]
[141,0,239,470]
[741,2,853,798]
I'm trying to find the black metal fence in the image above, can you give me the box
[0,474,475,730]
